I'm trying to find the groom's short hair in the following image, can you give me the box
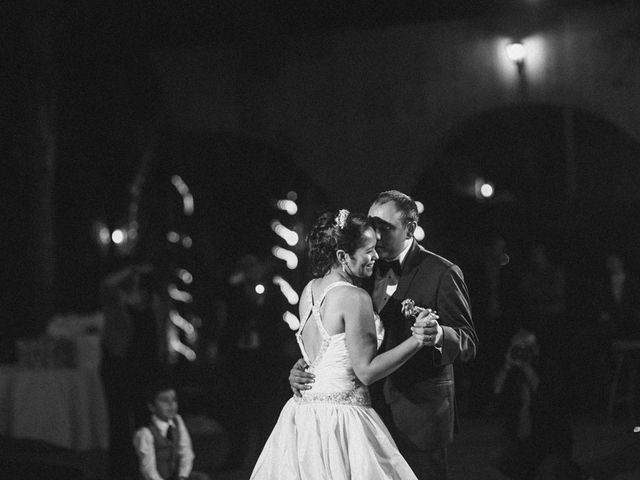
[372,190,419,224]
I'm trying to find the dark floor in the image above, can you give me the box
[1,410,639,480]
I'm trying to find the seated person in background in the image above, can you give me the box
[491,328,590,480]
[133,381,209,480]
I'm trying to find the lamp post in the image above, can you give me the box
[506,41,528,99]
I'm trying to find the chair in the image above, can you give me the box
[606,339,640,421]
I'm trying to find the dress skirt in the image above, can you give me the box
[250,396,418,480]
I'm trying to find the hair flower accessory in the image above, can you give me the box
[401,298,427,318]
[334,209,350,230]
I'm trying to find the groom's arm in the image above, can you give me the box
[288,358,314,396]
[436,264,477,365]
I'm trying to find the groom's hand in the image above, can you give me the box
[289,358,314,396]
[412,309,443,347]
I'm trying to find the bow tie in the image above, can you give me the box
[377,259,401,276]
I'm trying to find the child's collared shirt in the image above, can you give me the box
[133,414,195,480]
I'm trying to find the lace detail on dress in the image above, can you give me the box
[295,386,371,407]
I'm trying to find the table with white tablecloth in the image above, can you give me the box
[0,366,108,450]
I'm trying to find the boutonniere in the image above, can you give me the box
[401,298,426,319]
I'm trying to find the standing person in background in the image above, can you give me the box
[518,244,566,361]
[101,264,172,479]
[290,191,478,479]
[597,252,640,341]
[464,235,516,417]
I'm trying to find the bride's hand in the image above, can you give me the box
[411,310,441,347]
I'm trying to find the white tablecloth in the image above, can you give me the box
[0,366,108,450]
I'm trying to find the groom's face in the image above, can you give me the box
[368,201,411,260]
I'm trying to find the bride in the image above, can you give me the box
[250,209,436,479]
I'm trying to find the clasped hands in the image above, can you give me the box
[410,308,442,348]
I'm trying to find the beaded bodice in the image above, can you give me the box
[295,280,383,406]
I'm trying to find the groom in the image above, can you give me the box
[290,190,477,479]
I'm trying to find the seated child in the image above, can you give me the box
[133,381,209,480]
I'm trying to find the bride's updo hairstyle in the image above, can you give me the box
[307,209,372,277]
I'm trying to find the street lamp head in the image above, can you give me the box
[506,42,526,65]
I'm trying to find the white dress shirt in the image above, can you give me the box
[133,414,195,480]
[372,241,412,312]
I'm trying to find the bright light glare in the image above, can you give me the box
[480,183,495,198]
[287,191,298,201]
[272,246,298,269]
[506,42,526,63]
[276,199,298,215]
[255,284,265,294]
[167,231,180,243]
[271,220,299,246]
[414,225,425,241]
[273,275,300,305]
[283,311,300,331]
[182,236,193,248]
[111,229,125,244]
[415,201,424,215]
[168,284,193,303]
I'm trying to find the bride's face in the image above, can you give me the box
[346,227,378,278]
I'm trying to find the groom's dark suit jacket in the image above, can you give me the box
[366,239,477,451]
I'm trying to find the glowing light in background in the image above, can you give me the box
[474,177,495,200]
[276,199,298,215]
[167,231,180,243]
[272,246,298,269]
[415,201,424,215]
[271,220,299,246]
[283,311,300,330]
[506,42,526,64]
[273,275,300,305]
[255,284,265,294]
[414,225,425,242]
[480,183,495,198]
[177,268,193,285]
[181,235,193,248]
[170,310,197,340]
[168,328,196,361]
[287,191,298,201]
[171,175,194,216]
[168,284,193,303]
[494,35,549,86]
[111,229,125,244]
[96,222,110,246]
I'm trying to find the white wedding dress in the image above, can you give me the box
[250,280,417,480]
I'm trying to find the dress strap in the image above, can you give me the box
[311,281,356,338]
[316,280,356,306]
[297,280,315,334]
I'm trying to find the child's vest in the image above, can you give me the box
[149,421,181,480]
